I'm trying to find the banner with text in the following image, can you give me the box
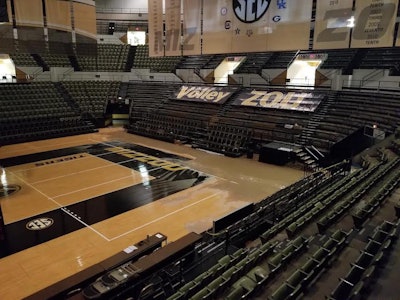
[155,0,400,56]
[73,1,97,39]
[175,86,237,104]
[0,0,13,53]
[229,0,270,53]
[233,90,325,112]
[182,0,202,56]
[202,0,233,54]
[313,0,353,50]
[396,15,400,46]
[202,0,313,54]
[14,0,43,27]
[165,0,181,56]
[350,0,398,48]
[263,0,313,51]
[46,0,72,32]
[148,0,164,57]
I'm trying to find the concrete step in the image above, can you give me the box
[297,152,308,158]
[293,148,303,154]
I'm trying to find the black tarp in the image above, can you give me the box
[0,0,8,23]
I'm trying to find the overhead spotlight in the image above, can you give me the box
[347,16,355,28]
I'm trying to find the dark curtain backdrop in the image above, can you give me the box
[0,0,9,22]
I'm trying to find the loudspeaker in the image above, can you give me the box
[108,22,115,35]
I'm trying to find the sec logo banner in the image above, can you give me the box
[233,0,270,23]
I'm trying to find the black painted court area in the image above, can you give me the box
[0,141,207,258]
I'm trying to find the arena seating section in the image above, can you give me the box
[133,45,182,72]
[359,47,400,74]
[41,51,73,68]
[9,52,39,67]
[60,80,120,118]
[0,82,97,145]
[8,46,400,76]
[126,83,400,161]
[55,141,400,300]
[77,44,131,72]
[3,40,400,299]
[9,44,131,72]
[3,46,400,159]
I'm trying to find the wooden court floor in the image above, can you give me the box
[0,127,303,299]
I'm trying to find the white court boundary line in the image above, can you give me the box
[30,157,144,185]
[89,139,127,151]
[4,139,220,244]
[10,153,94,173]
[52,174,140,199]
[12,146,129,173]
[6,169,221,244]
[6,169,110,241]
[108,192,222,241]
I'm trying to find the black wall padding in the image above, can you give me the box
[0,0,9,23]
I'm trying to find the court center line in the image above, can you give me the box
[107,192,222,241]
[6,169,110,241]
[61,208,110,241]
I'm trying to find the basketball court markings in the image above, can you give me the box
[52,174,144,200]
[30,160,147,198]
[29,156,149,185]
[12,154,114,183]
[7,145,131,174]
[5,154,90,173]
[4,158,218,242]
[89,138,196,162]
[2,151,154,222]
[108,191,222,241]
[0,135,99,160]
[1,139,212,255]
[4,168,111,241]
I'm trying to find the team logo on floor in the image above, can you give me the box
[26,218,54,231]
[0,185,21,198]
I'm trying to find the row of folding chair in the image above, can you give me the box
[318,158,400,232]
[260,167,370,243]
[270,229,351,300]
[328,220,400,300]
[352,163,400,228]
[224,236,309,300]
